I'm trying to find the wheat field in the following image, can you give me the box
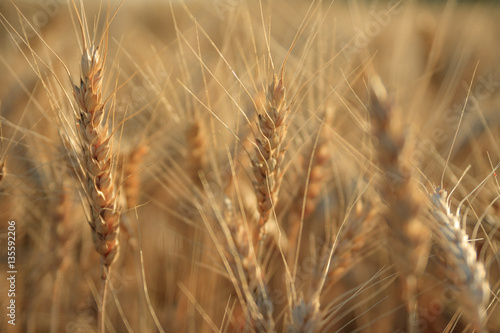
[1,0,500,332]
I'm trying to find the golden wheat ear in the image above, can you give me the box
[119,142,149,210]
[430,188,489,331]
[252,74,290,239]
[69,5,122,331]
[368,75,431,331]
[221,196,274,332]
[73,43,120,270]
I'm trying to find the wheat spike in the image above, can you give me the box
[431,188,489,331]
[253,74,290,237]
[222,197,274,331]
[73,45,120,268]
[369,76,431,332]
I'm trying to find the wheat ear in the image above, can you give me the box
[73,42,120,333]
[73,44,120,269]
[253,74,290,237]
[431,188,489,331]
[369,77,429,274]
[287,296,321,333]
[51,182,74,332]
[186,119,207,186]
[288,129,329,255]
[122,143,148,209]
[0,159,5,183]
[326,200,378,285]
[369,76,430,332]
[222,197,274,331]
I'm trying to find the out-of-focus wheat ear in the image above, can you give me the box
[287,296,321,333]
[288,120,330,261]
[369,76,431,330]
[185,119,207,187]
[252,74,291,239]
[222,197,274,332]
[326,200,378,285]
[122,143,148,209]
[51,182,76,333]
[0,117,4,184]
[0,159,5,183]
[430,188,489,331]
